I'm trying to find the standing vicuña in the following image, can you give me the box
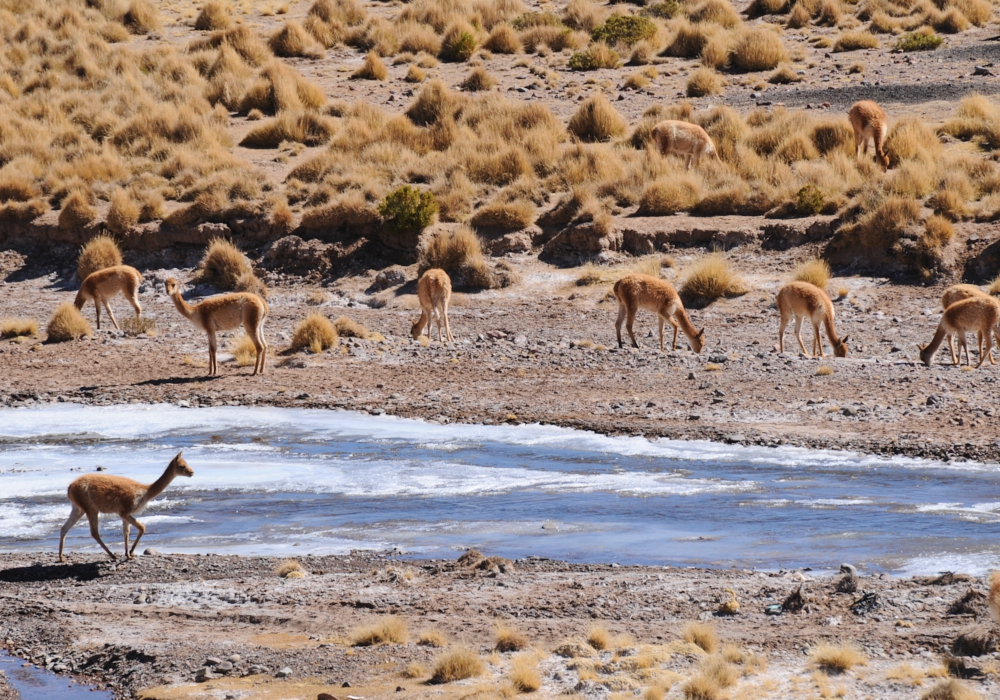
[613,273,705,352]
[848,100,889,170]
[411,268,454,343]
[919,296,1000,368]
[58,452,194,562]
[165,277,268,375]
[74,265,143,330]
[777,281,849,358]
[942,284,994,365]
[651,120,719,169]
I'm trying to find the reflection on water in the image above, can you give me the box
[1,404,999,575]
[0,651,112,700]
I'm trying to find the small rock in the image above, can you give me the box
[317,694,339,700]
[143,548,159,556]
[840,563,857,576]
[95,466,107,471]
[206,657,222,666]
[974,65,994,76]
[195,667,215,682]
[343,681,352,688]
[926,395,939,406]
[228,654,242,663]
[217,661,233,673]
[276,667,294,678]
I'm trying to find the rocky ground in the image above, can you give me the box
[0,674,15,700]
[2,229,1000,463]
[0,550,997,700]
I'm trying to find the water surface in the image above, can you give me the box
[1,405,998,575]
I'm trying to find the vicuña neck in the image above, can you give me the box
[170,290,196,322]
[144,465,177,504]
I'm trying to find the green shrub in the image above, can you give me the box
[797,185,825,215]
[642,1,682,19]
[511,12,563,30]
[448,32,477,61]
[379,186,438,233]
[591,16,657,47]
[895,32,943,51]
[567,42,620,70]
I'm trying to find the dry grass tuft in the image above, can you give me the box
[275,559,304,577]
[47,303,93,343]
[418,629,448,647]
[834,31,880,52]
[988,274,1000,296]
[495,622,529,652]
[352,50,387,80]
[196,1,234,31]
[124,0,161,34]
[730,28,788,72]
[430,647,485,683]
[406,65,427,82]
[351,616,409,646]
[106,190,140,236]
[194,238,254,290]
[920,679,984,700]
[270,20,324,58]
[333,316,378,340]
[769,65,802,84]
[815,365,834,376]
[681,255,747,301]
[485,24,522,53]
[1,318,38,339]
[508,652,541,692]
[78,235,123,282]
[687,67,725,97]
[240,112,335,148]
[121,316,156,337]
[406,79,463,126]
[60,192,97,231]
[568,94,626,143]
[700,655,739,688]
[230,333,258,366]
[462,67,497,91]
[810,643,867,674]
[291,313,337,353]
[587,625,611,651]
[793,259,831,289]
[682,673,722,700]
[418,226,503,289]
[401,663,427,679]
[683,622,719,654]
[923,214,955,249]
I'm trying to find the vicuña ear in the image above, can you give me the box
[698,329,705,338]
[841,336,850,344]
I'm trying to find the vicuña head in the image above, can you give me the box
[58,452,194,563]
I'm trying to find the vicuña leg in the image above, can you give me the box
[657,316,665,351]
[778,312,789,354]
[123,514,146,558]
[625,308,640,349]
[615,305,627,348]
[58,505,84,562]
[793,316,809,356]
[86,510,116,560]
[121,519,131,559]
[443,300,454,343]
[977,328,993,369]
[207,329,218,376]
[103,300,120,331]
[813,322,825,358]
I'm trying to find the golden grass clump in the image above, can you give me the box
[923,214,955,248]
[485,24,523,54]
[124,0,161,34]
[240,112,336,148]
[59,192,97,231]
[495,622,529,652]
[508,652,541,692]
[353,50,388,80]
[568,94,627,143]
[418,629,448,647]
[406,65,427,82]
[106,189,141,235]
[291,313,338,353]
[810,643,867,674]
[121,316,156,337]
[417,226,500,290]
[816,365,834,376]
[231,332,259,366]
[886,118,943,167]
[989,274,1000,296]
[769,65,802,84]
[587,624,611,651]
[687,67,725,97]
[638,175,701,215]
[834,31,880,52]
[920,679,985,700]
[47,303,93,343]
[700,655,739,688]
[430,648,485,684]
[351,615,409,646]
[681,255,747,301]
[401,663,427,679]
[1,318,38,339]
[333,315,379,340]
[462,67,497,91]
[730,28,788,72]
[275,559,304,578]
[195,1,234,31]
[270,20,324,58]
[793,258,831,289]
[682,622,720,654]
[194,238,254,290]
[78,235,123,282]
[681,673,722,700]
[406,79,463,126]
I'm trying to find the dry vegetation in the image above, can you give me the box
[430,647,485,683]
[274,559,304,578]
[77,235,122,283]
[0,318,38,339]
[682,622,719,654]
[46,302,93,342]
[495,622,530,652]
[680,253,747,301]
[810,643,867,674]
[351,615,409,646]
[290,313,338,353]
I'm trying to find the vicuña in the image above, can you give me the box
[848,100,889,170]
[650,120,719,170]
[74,265,143,331]
[165,277,268,375]
[411,268,455,343]
[941,284,994,365]
[58,452,194,562]
[613,273,704,353]
[920,296,1000,368]
[776,281,849,358]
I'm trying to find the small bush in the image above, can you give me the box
[495,622,529,652]
[124,0,161,34]
[419,226,483,272]
[638,176,701,215]
[442,23,478,62]
[796,184,825,215]
[687,67,725,97]
[195,1,233,31]
[291,313,337,353]
[194,238,254,290]
[810,643,866,673]
[352,616,408,646]
[701,655,739,688]
[269,20,324,58]
[509,653,541,692]
[231,333,258,366]
[405,79,462,126]
[275,559,304,577]
[769,65,802,84]
[352,51,387,80]
[461,67,496,91]
[333,316,378,340]
[567,41,620,70]
[834,31,879,52]
[683,622,720,653]
[430,648,485,683]
[681,255,747,301]
[106,189,141,236]
[591,16,656,47]
[0,318,38,339]
[643,1,681,19]
[379,186,438,233]
[47,303,93,342]
[568,93,626,142]
[78,234,123,282]
[59,191,97,231]
[240,112,335,148]
[816,365,834,376]
[793,259,831,288]
[682,673,722,700]
[730,28,788,72]
[896,31,943,51]
[485,24,522,53]
[921,679,985,700]
[418,629,448,647]
[405,65,427,82]
[923,214,955,248]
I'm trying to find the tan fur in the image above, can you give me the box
[989,571,1000,624]
[651,120,719,170]
[942,284,994,365]
[777,281,849,358]
[920,296,1000,368]
[411,268,454,343]
[73,265,143,331]
[848,100,889,170]
[165,277,268,375]
[613,273,704,353]
[59,452,194,562]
